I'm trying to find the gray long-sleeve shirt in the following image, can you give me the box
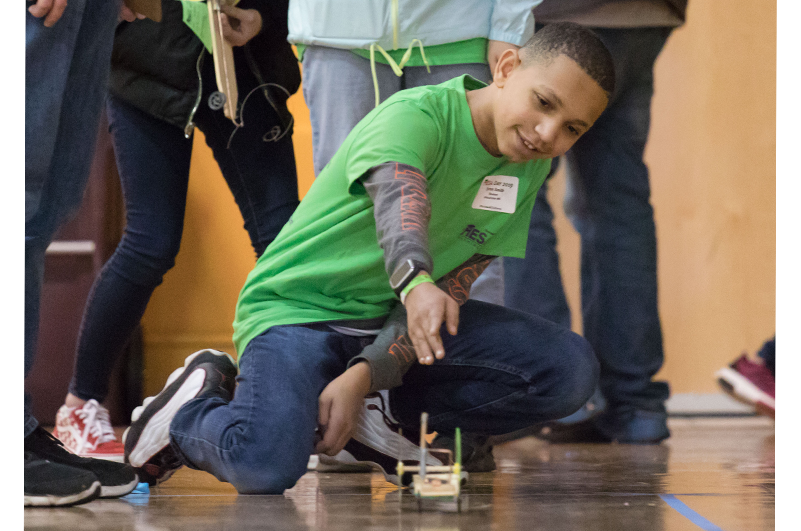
[340,161,496,392]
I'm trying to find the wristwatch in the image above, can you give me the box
[389,259,428,296]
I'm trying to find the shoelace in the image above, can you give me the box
[76,400,117,448]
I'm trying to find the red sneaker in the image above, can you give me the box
[716,355,775,418]
[54,400,125,462]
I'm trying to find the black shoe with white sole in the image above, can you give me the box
[320,392,462,487]
[24,451,101,507]
[24,426,137,500]
[123,349,238,485]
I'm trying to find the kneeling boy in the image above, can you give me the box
[124,22,613,494]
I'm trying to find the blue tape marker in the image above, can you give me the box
[659,494,725,531]
[122,482,151,506]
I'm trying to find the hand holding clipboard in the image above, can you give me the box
[207,0,239,122]
[124,0,258,125]
[208,2,264,124]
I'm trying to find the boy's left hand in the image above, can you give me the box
[315,362,372,456]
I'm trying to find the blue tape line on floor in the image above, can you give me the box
[659,494,725,531]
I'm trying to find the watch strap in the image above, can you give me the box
[400,273,434,305]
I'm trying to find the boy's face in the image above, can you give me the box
[491,51,608,163]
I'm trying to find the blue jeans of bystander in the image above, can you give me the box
[25,0,121,436]
[504,27,673,440]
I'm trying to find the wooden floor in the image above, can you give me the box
[24,417,774,530]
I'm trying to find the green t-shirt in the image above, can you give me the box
[232,75,550,355]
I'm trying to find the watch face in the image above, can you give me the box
[390,261,414,289]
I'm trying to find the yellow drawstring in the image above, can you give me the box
[369,39,431,107]
[368,0,431,108]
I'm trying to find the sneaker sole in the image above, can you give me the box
[100,475,140,498]
[315,452,375,473]
[82,453,125,463]
[124,350,237,469]
[716,367,776,414]
[24,480,101,507]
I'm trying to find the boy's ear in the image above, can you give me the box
[493,48,522,88]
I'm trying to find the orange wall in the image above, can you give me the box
[649,0,775,390]
[140,1,776,397]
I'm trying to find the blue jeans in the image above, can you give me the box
[300,44,504,304]
[504,27,673,423]
[169,300,598,493]
[67,56,300,404]
[25,0,121,436]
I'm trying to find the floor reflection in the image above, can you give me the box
[24,418,774,531]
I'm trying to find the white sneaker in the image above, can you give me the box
[54,400,125,462]
[123,349,238,485]
[320,391,448,486]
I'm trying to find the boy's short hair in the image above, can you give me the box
[519,22,615,98]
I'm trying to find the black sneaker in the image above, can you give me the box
[532,408,670,444]
[431,432,496,472]
[320,392,457,487]
[532,417,612,443]
[123,349,238,485]
[24,451,100,507]
[24,426,137,499]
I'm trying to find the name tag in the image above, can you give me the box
[472,175,518,214]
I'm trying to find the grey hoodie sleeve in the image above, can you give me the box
[348,254,496,392]
[362,162,434,284]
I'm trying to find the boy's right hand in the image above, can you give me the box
[316,362,371,456]
[404,281,459,365]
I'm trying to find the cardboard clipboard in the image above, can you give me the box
[123,0,162,22]
[207,0,239,123]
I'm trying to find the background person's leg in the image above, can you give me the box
[564,27,673,441]
[194,59,299,258]
[301,46,401,175]
[25,0,122,435]
[67,95,194,404]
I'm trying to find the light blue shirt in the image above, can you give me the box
[288,0,540,50]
